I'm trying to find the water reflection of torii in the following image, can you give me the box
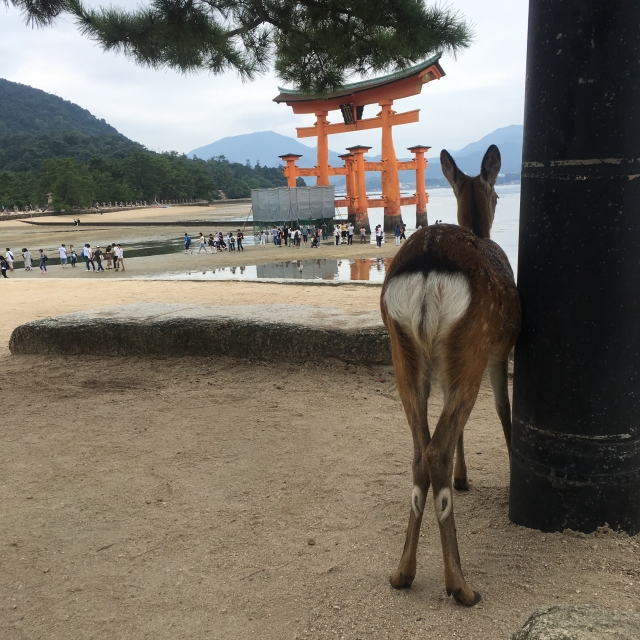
[273,53,445,232]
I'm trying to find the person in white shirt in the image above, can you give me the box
[22,248,32,270]
[115,244,125,271]
[5,248,14,271]
[58,244,68,267]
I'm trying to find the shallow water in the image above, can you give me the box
[144,258,394,282]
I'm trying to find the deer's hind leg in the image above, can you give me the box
[425,345,487,606]
[488,354,512,450]
[388,323,432,590]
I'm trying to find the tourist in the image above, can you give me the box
[347,223,354,245]
[237,229,244,251]
[116,244,125,271]
[229,232,236,251]
[334,226,341,245]
[22,248,32,270]
[83,244,95,271]
[360,226,366,244]
[0,254,8,278]
[272,226,279,245]
[38,249,48,273]
[5,248,14,271]
[58,243,68,267]
[283,226,289,246]
[184,233,192,254]
[197,233,208,253]
[95,247,105,272]
[105,245,113,269]
[341,223,347,244]
[260,230,266,246]
[302,227,308,244]
[321,222,328,240]
[69,245,77,268]
[395,224,401,245]
[400,225,407,242]
[208,234,215,252]
[376,225,383,247]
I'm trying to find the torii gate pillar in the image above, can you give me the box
[379,100,402,231]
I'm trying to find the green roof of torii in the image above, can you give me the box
[274,53,444,103]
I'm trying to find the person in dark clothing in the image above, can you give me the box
[0,254,8,278]
[237,229,244,251]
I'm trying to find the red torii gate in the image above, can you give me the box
[273,54,445,232]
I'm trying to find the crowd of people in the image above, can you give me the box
[184,230,246,253]
[0,242,125,277]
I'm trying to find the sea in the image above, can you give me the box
[336,183,521,273]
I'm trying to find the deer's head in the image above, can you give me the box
[440,145,501,239]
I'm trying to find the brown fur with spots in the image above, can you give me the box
[380,145,521,606]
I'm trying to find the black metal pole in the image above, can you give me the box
[510,0,640,534]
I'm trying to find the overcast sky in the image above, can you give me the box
[1,0,529,158]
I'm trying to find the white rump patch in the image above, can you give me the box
[412,485,426,518]
[384,271,471,362]
[435,488,452,522]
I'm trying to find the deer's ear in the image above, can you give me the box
[481,145,501,186]
[440,149,462,190]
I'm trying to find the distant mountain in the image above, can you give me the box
[425,125,523,185]
[0,78,125,137]
[188,130,345,169]
[189,125,523,189]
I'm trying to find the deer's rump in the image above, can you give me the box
[380,224,519,363]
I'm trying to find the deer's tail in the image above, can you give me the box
[383,270,471,366]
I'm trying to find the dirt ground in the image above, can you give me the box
[1,281,639,639]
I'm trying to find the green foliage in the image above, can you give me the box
[0,130,145,172]
[0,149,301,210]
[9,0,473,93]
[0,78,124,137]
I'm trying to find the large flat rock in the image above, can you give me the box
[9,303,391,365]
[511,605,640,640]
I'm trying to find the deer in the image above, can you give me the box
[380,145,521,606]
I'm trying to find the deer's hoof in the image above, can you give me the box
[447,587,481,607]
[389,571,414,589]
[454,477,469,491]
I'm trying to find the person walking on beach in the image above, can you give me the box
[360,226,366,244]
[58,243,68,267]
[394,224,401,246]
[400,224,407,243]
[22,248,32,270]
[83,244,95,271]
[302,227,308,244]
[105,245,113,269]
[322,222,328,240]
[237,229,244,251]
[0,254,8,278]
[116,244,125,271]
[38,249,48,273]
[184,233,192,254]
[334,225,341,245]
[197,233,208,253]
[5,248,14,271]
[260,230,266,246]
[69,245,77,267]
[95,247,105,271]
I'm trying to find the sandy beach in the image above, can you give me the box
[1,206,638,640]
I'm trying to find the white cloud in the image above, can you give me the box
[0,0,528,159]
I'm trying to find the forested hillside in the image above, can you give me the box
[0,131,145,172]
[0,79,299,210]
[0,153,302,211]
[0,79,123,137]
